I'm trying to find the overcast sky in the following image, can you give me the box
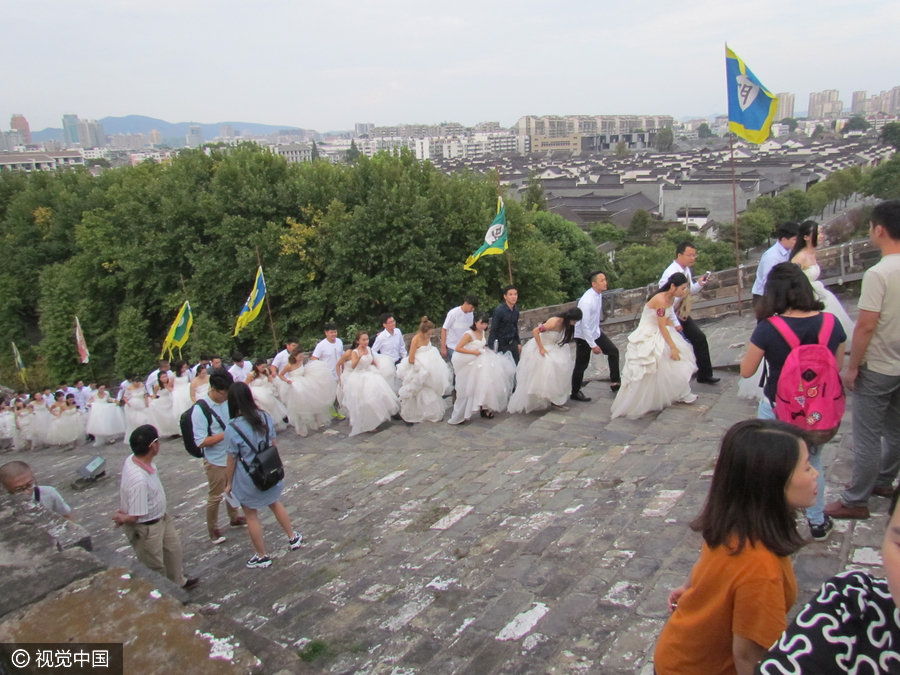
[3,0,899,132]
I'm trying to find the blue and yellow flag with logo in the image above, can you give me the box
[726,46,778,144]
[11,342,26,384]
[161,301,193,359]
[233,266,267,336]
[463,197,507,274]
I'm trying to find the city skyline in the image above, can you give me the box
[2,0,899,133]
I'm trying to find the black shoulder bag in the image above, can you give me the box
[230,417,284,491]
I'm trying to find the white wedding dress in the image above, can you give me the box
[803,264,855,348]
[341,350,400,436]
[86,392,126,438]
[611,304,698,419]
[507,330,575,414]
[283,361,337,436]
[249,376,289,430]
[397,344,452,423]
[448,331,517,424]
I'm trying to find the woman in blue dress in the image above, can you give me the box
[224,382,302,569]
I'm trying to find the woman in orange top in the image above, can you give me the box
[654,419,819,675]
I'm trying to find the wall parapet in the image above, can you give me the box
[518,238,877,338]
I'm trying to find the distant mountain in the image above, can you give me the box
[31,115,310,143]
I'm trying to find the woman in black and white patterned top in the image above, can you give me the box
[757,488,900,674]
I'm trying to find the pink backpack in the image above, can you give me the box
[769,313,845,445]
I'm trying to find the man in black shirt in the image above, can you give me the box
[489,286,521,365]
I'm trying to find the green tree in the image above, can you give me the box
[310,141,320,161]
[781,118,798,133]
[627,209,652,242]
[528,210,606,298]
[523,170,547,211]
[612,245,674,288]
[615,141,629,158]
[697,123,715,139]
[811,124,826,141]
[864,154,900,200]
[589,222,627,246]
[655,127,674,152]
[346,139,361,162]
[115,306,153,379]
[843,116,870,133]
[880,122,900,150]
[718,210,775,249]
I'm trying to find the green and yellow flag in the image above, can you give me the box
[463,197,507,274]
[160,301,193,359]
[233,266,267,337]
[11,342,26,384]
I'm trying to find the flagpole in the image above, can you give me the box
[729,133,743,317]
[255,246,280,353]
[496,165,513,285]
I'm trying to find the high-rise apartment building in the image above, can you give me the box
[515,114,673,138]
[76,119,106,148]
[852,91,867,115]
[808,90,843,118]
[220,124,236,140]
[775,93,794,121]
[186,125,203,148]
[62,114,79,147]
[10,115,32,144]
[149,129,162,146]
[354,123,374,136]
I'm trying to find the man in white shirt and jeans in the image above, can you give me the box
[441,295,479,359]
[659,242,719,384]
[112,424,198,590]
[571,272,619,402]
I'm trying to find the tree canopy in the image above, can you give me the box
[0,146,607,388]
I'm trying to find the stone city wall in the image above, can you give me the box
[518,238,879,338]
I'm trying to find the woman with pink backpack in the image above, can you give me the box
[740,262,847,541]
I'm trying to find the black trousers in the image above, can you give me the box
[497,339,520,365]
[572,335,620,395]
[680,316,713,380]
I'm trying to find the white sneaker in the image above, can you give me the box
[680,393,698,404]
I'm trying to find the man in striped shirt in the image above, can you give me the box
[112,424,198,590]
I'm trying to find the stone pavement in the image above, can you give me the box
[14,296,888,675]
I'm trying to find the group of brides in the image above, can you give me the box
[1,386,121,451]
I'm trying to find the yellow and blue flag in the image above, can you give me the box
[234,266,267,336]
[726,46,778,144]
[463,197,507,274]
[160,301,193,359]
[11,342,26,384]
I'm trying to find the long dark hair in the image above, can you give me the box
[790,220,819,261]
[471,312,491,331]
[655,272,688,296]
[691,419,812,557]
[227,382,266,433]
[758,262,824,320]
[550,307,583,345]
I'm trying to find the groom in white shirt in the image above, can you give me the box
[659,242,719,384]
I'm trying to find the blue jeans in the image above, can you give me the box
[758,398,825,525]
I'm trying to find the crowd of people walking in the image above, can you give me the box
[4,201,900,675]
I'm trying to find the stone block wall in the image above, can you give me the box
[518,238,878,338]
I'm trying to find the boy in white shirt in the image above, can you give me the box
[310,323,345,419]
